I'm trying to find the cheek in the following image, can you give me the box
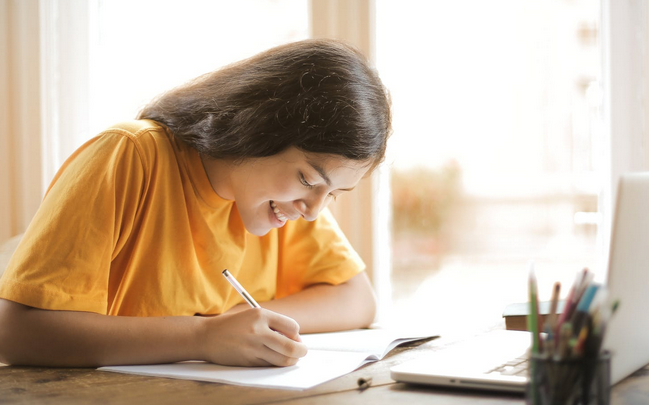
[263,179,303,201]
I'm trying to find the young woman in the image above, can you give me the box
[0,39,391,368]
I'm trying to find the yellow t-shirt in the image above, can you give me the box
[0,120,365,316]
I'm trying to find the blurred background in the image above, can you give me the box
[380,0,603,334]
[1,0,647,336]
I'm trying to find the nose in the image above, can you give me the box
[294,192,328,222]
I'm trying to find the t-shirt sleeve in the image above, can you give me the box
[275,208,366,299]
[0,131,146,314]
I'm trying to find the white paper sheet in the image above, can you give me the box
[99,329,437,390]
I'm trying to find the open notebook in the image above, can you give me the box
[99,329,437,390]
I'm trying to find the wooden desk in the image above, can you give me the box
[2,334,649,405]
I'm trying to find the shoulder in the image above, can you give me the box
[93,120,178,164]
[102,119,167,138]
[98,120,169,148]
[50,120,174,189]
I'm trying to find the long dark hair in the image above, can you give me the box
[137,39,391,168]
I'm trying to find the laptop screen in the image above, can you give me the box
[602,172,649,384]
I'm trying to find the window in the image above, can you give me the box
[40,0,308,185]
[89,0,308,135]
[376,0,603,333]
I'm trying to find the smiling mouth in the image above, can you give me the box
[270,201,288,222]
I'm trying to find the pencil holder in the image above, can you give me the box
[526,351,611,405]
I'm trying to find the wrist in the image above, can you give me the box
[190,315,211,361]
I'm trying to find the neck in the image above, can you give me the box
[199,154,236,200]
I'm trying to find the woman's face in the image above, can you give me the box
[206,147,370,236]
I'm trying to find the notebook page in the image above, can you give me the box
[301,329,437,359]
[101,349,370,390]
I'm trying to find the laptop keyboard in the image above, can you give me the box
[485,354,529,377]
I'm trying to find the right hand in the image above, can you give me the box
[198,308,308,367]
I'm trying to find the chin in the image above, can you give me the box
[240,205,281,236]
[247,227,271,237]
[242,219,272,237]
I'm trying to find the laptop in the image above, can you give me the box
[390,172,649,392]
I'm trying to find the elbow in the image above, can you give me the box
[0,326,21,366]
[361,286,377,328]
[0,334,8,365]
[0,341,11,366]
[0,299,29,366]
[0,306,13,365]
[349,271,377,329]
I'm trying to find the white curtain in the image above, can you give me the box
[0,0,44,243]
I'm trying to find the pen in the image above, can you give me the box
[545,282,561,334]
[556,322,573,360]
[222,269,261,308]
[570,283,600,334]
[571,270,594,311]
[591,299,620,355]
[528,261,541,355]
[357,377,372,391]
[543,324,555,356]
[555,268,587,336]
[527,261,542,405]
[573,324,589,357]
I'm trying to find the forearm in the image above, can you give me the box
[0,298,307,368]
[0,299,202,367]
[259,271,377,333]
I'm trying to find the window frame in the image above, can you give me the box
[600,0,649,272]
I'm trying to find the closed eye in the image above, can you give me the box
[300,171,349,201]
[299,173,315,189]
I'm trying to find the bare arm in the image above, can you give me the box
[228,271,377,333]
[0,298,306,368]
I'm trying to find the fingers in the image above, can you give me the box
[202,308,307,367]
[258,344,303,367]
[258,310,308,363]
[262,332,308,362]
[265,310,302,342]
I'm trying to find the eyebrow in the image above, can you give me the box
[308,161,356,192]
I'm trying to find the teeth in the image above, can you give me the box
[270,201,287,222]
